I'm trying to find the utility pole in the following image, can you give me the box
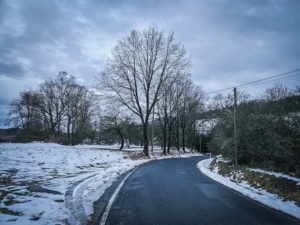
[233,87,237,166]
[151,105,154,153]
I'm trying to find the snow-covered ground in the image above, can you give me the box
[0,142,200,224]
[197,158,300,220]
[2,143,298,224]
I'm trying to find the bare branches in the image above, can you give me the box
[6,72,97,144]
[97,27,191,156]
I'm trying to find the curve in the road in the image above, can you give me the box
[94,156,300,225]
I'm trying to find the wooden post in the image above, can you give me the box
[234,87,237,165]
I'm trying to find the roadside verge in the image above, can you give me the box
[197,158,300,220]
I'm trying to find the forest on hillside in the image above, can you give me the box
[208,83,300,177]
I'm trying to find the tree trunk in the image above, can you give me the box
[191,124,196,153]
[71,122,75,146]
[117,129,124,150]
[157,108,167,155]
[163,119,167,155]
[167,121,172,154]
[143,123,149,156]
[67,118,71,145]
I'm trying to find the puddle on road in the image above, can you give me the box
[195,183,223,199]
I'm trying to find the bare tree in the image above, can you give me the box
[72,88,98,145]
[165,83,182,153]
[156,92,169,154]
[5,71,98,144]
[97,27,191,156]
[5,90,43,141]
[65,83,82,145]
[101,105,134,150]
[37,71,76,138]
[177,79,206,152]
[5,90,39,129]
[64,84,98,145]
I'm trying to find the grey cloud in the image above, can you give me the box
[0,61,26,78]
[18,1,63,44]
[0,0,95,81]
[0,0,300,127]
[0,97,12,107]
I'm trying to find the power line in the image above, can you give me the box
[235,69,300,89]
[239,72,300,90]
[207,69,300,94]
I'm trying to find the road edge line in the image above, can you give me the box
[99,170,133,225]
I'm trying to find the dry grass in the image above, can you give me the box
[210,158,300,206]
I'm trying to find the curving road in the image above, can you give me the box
[93,156,300,225]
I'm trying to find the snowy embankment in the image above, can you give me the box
[197,158,300,220]
[0,143,200,224]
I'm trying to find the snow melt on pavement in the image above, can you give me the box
[0,142,200,224]
[197,158,300,220]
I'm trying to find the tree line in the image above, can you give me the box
[5,72,99,145]
[5,26,300,177]
[99,76,206,154]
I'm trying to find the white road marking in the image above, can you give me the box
[99,171,133,225]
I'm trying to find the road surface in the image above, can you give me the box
[93,156,300,225]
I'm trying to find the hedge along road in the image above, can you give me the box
[93,156,300,225]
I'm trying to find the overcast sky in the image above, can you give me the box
[1,0,300,128]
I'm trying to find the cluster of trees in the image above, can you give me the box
[5,72,98,145]
[155,78,206,155]
[99,77,206,155]
[208,83,300,176]
[97,27,203,156]
[97,28,207,155]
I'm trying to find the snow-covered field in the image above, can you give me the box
[0,142,199,224]
[197,158,300,220]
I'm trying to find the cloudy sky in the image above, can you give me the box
[1,0,300,128]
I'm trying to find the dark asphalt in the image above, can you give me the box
[100,157,300,225]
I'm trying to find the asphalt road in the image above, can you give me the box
[98,156,300,225]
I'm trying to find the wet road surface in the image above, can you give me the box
[98,157,300,225]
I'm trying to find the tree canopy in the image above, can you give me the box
[98,27,191,156]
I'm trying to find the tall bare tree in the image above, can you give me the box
[98,27,191,156]
[72,88,98,144]
[64,83,97,145]
[5,90,43,141]
[177,79,206,152]
[37,71,76,138]
[5,90,39,129]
